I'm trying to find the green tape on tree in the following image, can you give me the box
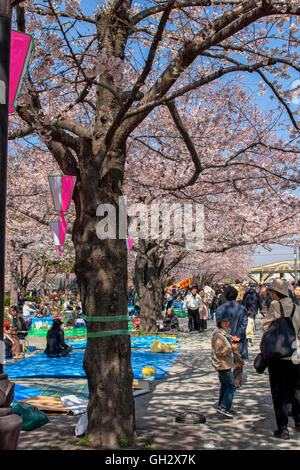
[87,329,130,338]
[83,315,128,322]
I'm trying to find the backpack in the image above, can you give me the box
[260,301,297,361]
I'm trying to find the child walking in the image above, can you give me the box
[211,309,244,418]
[246,311,255,347]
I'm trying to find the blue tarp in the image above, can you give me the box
[69,335,179,350]
[172,302,183,308]
[5,350,180,380]
[13,383,41,402]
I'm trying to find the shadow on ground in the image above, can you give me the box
[13,318,300,450]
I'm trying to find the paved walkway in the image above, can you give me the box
[11,317,300,450]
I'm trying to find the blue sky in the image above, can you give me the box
[251,244,298,267]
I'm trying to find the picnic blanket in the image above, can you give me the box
[6,350,180,380]
[13,383,41,402]
[69,335,179,350]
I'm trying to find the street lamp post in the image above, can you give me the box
[0,0,24,450]
[0,0,11,375]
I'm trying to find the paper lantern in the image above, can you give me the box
[48,175,76,257]
[48,175,77,212]
[9,30,35,114]
[50,214,68,257]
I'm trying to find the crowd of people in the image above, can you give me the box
[170,278,300,441]
[4,278,300,441]
[142,278,300,440]
[4,289,83,360]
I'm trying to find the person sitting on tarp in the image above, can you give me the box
[132,314,141,331]
[44,318,73,358]
[10,305,28,340]
[158,308,179,332]
[4,322,21,358]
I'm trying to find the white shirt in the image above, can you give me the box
[23,304,36,317]
[183,293,203,311]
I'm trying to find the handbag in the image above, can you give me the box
[253,352,268,374]
[260,301,296,361]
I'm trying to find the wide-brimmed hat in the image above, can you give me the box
[216,305,232,324]
[268,279,289,297]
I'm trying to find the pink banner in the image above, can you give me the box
[126,238,133,250]
[48,175,77,212]
[9,30,35,114]
[50,214,68,257]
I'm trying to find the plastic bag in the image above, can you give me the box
[142,366,157,377]
[12,402,49,431]
[150,339,173,353]
[75,412,88,437]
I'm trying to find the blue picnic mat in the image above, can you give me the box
[5,350,180,380]
[13,383,41,402]
[130,336,179,349]
[69,335,179,350]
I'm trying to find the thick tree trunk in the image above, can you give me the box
[134,240,164,333]
[72,146,135,449]
[9,261,19,307]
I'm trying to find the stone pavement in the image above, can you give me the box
[10,317,300,450]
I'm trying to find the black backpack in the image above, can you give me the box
[260,301,297,361]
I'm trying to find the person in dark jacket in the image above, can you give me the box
[44,318,73,358]
[217,285,227,306]
[158,308,179,332]
[10,306,28,340]
[242,287,263,324]
[216,286,248,387]
[210,291,222,320]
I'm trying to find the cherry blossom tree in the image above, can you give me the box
[125,80,299,331]
[7,0,300,448]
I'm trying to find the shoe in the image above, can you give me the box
[216,407,234,419]
[189,331,195,334]
[273,429,289,440]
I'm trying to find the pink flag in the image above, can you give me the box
[50,213,68,257]
[126,238,133,250]
[48,175,77,212]
[9,30,35,114]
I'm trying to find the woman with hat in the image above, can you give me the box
[262,279,300,440]
[44,318,73,358]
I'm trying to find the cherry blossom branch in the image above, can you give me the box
[256,69,300,132]
[124,58,292,119]
[8,125,34,141]
[25,5,96,24]
[166,100,202,184]
[105,0,176,148]
[132,0,245,26]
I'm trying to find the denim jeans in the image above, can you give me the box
[218,369,237,411]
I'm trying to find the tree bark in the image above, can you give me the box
[72,146,135,448]
[9,260,18,307]
[134,240,164,333]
